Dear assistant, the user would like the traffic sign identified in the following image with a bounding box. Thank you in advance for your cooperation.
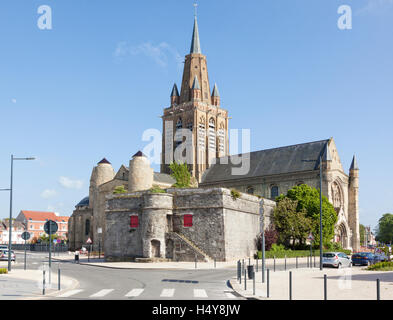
[21,232,30,241]
[307,232,314,241]
[44,220,58,235]
[86,238,92,244]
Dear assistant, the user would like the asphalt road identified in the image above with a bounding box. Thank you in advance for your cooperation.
[10,251,243,300]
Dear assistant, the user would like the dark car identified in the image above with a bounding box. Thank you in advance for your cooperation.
[352,252,376,266]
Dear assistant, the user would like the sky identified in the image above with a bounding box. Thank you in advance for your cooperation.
[0,0,392,231]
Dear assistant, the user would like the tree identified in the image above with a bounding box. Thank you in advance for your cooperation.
[359,224,365,245]
[272,198,313,249]
[256,225,279,251]
[276,184,338,247]
[169,162,191,188]
[375,213,393,244]
[39,233,59,243]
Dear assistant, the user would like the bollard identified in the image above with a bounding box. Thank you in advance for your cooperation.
[256,258,258,272]
[296,256,298,269]
[324,274,327,300]
[289,271,292,300]
[274,256,276,272]
[242,259,244,274]
[267,269,270,298]
[307,256,309,268]
[195,255,197,269]
[58,265,61,291]
[377,279,380,300]
[253,270,255,295]
[214,258,216,269]
[314,255,316,268]
[244,268,247,290]
[237,260,240,281]
[43,270,46,295]
[285,255,287,271]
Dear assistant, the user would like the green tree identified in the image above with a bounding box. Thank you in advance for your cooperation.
[169,162,191,188]
[276,184,338,247]
[272,198,313,249]
[39,233,59,243]
[359,224,365,245]
[375,213,393,244]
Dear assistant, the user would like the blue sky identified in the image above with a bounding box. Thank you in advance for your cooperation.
[0,0,392,231]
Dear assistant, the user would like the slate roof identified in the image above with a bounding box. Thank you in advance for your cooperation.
[76,196,89,207]
[171,83,180,97]
[350,155,359,170]
[98,158,111,165]
[190,16,202,54]
[202,139,331,184]
[153,172,176,185]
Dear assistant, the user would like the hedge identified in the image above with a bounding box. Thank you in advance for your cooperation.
[0,268,8,274]
[367,261,393,271]
[256,249,352,259]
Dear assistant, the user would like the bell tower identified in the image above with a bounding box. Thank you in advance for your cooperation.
[161,11,229,182]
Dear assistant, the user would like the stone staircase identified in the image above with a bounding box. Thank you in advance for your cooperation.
[169,232,213,262]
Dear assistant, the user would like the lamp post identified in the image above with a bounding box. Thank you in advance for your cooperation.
[260,199,265,283]
[302,155,324,270]
[7,155,36,271]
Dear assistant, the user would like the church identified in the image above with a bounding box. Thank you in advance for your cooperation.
[68,14,360,260]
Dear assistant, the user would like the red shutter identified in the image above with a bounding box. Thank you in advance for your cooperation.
[183,214,193,227]
[130,215,139,228]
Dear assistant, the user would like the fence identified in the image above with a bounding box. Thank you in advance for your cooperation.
[10,243,69,252]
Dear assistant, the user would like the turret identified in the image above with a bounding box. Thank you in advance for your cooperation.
[211,83,220,106]
[170,83,180,105]
[128,151,153,192]
[89,158,115,208]
[348,155,360,251]
[191,75,201,101]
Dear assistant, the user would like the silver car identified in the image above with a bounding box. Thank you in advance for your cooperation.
[322,252,352,268]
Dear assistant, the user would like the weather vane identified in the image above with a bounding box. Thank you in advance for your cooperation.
[193,2,198,17]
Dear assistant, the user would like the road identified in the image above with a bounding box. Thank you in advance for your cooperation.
[9,251,243,300]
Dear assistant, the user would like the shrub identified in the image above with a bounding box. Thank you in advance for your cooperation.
[0,268,8,274]
[230,189,240,200]
[150,186,166,194]
[367,261,393,271]
[113,185,127,194]
[169,162,191,188]
[255,225,279,251]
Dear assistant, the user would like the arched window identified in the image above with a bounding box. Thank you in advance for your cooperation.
[270,186,279,200]
[176,118,183,129]
[246,186,254,195]
[175,118,183,149]
[187,121,193,131]
[85,219,90,236]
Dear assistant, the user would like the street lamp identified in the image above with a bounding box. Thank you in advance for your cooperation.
[259,199,265,283]
[7,155,36,271]
[302,155,324,270]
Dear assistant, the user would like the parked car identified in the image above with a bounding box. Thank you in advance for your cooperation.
[322,252,352,268]
[374,252,389,263]
[0,250,16,262]
[0,245,8,251]
[351,252,376,266]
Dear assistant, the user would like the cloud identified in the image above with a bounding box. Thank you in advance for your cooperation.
[355,0,393,15]
[58,176,83,190]
[11,98,16,104]
[113,41,182,68]
[41,189,57,199]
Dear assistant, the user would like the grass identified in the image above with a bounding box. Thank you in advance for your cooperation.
[366,261,393,271]
[0,268,8,274]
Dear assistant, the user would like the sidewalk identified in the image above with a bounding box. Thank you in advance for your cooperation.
[230,266,393,300]
[0,265,78,300]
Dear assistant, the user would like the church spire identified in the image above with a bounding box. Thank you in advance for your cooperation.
[350,155,359,170]
[190,16,202,54]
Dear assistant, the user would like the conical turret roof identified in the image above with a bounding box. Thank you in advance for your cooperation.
[171,83,180,97]
[350,155,359,170]
[190,16,202,54]
[212,83,220,97]
[192,75,201,90]
[98,158,111,165]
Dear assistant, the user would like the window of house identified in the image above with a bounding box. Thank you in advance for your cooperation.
[271,186,279,199]
[183,214,193,227]
[130,215,139,229]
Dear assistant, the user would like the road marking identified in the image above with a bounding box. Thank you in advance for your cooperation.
[194,289,208,298]
[89,289,114,298]
[225,292,237,299]
[57,289,83,298]
[125,288,144,297]
[160,288,175,297]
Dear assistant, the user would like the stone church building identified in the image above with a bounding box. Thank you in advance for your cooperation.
[68,14,360,260]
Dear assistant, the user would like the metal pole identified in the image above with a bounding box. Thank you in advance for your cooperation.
[256,258,258,272]
[8,155,13,272]
[320,156,323,271]
[267,269,270,298]
[214,258,216,269]
[88,245,90,262]
[248,257,250,266]
[239,261,242,284]
[58,264,61,290]
[244,267,246,290]
[24,238,27,270]
[307,256,309,268]
[289,271,292,300]
[253,270,255,295]
[261,199,266,284]
[195,254,197,269]
[377,279,380,300]
[98,240,101,259]
[285,255,287,271]
[274,256,276,272]
[324,274,327,300]
[49,222,52,269]
[43,270,46,295]
[310,243,313,268]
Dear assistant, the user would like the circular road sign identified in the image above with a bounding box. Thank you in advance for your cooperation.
[21,232,31,241]
[44,220,58,235]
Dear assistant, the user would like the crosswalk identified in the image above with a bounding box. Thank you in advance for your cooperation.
[55,287,238,299]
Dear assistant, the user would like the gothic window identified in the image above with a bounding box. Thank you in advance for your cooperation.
[247,186,254,195]
[175,118,183,149]
[176,118,183,129]
[85,219,90,236]
[198,117,206,148]
[208,118,216,152]
[270,186,279,200]
[331,182,343,212]
[218,122,225,153]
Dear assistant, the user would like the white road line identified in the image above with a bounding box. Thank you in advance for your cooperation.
[89,289,114,298]
[194,289,208,298]
[125,288,144,297]
[57,289,83,298]
[160,288,175,297]
[225,292,237,299]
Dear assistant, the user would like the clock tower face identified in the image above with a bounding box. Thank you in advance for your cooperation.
[161,16,229,182]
